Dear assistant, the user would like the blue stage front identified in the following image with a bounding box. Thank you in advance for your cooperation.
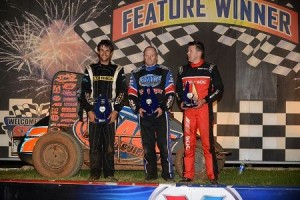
[1,180,299,200]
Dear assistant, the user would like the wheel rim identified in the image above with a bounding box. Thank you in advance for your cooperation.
[42,143,69,169]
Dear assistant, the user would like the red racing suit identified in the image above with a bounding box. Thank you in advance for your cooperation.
[176,60,224,180]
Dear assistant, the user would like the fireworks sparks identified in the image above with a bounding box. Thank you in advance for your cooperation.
[0,0,109,97]
[0,21,40,74]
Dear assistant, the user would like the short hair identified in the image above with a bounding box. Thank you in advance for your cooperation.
[143,46,158,55]
[188,41,205,58]
[97,39,114,52]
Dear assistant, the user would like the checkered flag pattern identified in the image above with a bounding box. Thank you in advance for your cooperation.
[142,25,199,55]
[214,101,300,162]
[75,20,199,73]
[11,103,50,118]
[76,20,111,52]
[114,25,199,73]
[12,104,38,117]
[213,25,300,76]
[39,103,50,117]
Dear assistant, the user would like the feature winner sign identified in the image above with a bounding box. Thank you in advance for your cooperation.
[113,0,298,43]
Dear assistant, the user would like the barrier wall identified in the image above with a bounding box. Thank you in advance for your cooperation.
[1,180,300,200]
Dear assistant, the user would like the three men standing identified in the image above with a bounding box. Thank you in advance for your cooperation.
[81,39,223,184]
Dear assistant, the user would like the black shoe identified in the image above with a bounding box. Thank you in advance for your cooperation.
[179,177,192,183]
[145,175,158,181]
[105,176,118,182]
[163,177,175,182]
[88,175,100,181]
[210,179,219,185]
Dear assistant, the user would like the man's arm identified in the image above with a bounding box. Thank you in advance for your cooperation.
[79,68,95,122]
[128,73,140,113]
[204,64,224,103]
[175,66,184,106]
[81,69,93,113]
[114,67,127,112]
[162,70,175,111]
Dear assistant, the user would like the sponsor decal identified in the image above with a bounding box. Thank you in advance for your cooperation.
[52,85,61,94]
[52,95,62,101]
[139,74,162,87]
[185,136,190,150]
[139,88,163,95]
[114,141,144,157]
[61,107,77,113]
[63,102,78,107]
[61,90,77,96]
[51,102,62,107]
[60,113,77,118]
[63,97,77,102]
[93,75,114,81]
[63,83,77,90]
[51,107,59,114]
[54,73,77,83]
[51,115,59,121]
[61,118,77,123]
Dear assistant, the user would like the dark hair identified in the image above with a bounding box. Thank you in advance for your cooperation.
[188,41,205,58]
[97,39,114,52]
[143,46,158,55]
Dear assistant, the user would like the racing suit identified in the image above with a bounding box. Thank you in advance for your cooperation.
[81,63,126,178]
[176,60,224,181]
[128,64,175,179]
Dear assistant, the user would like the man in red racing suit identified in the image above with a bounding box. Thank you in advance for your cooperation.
[176,41,224,184]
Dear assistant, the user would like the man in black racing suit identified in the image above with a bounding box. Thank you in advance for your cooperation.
[81,40,126,181]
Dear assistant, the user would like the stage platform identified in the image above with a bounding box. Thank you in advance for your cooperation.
[1,179,300,200]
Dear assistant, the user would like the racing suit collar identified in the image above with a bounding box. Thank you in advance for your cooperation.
[98,62,111,66]
[145,64,158,71]
[190,59,205,68]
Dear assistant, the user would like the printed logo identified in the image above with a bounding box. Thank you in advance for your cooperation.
[53,85,61,94]
[139,74,162,87]
[63,83,76,90]
[52,95,62,101]
[149,185,243,200]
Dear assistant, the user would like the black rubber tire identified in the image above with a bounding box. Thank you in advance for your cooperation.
[32,132,83,178]
[18,154,33,165]
[175,141,225,181]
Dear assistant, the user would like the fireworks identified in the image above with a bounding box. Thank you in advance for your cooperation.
[0,0,109,96]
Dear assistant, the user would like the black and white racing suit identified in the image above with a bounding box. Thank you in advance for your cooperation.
[81,63,126,178]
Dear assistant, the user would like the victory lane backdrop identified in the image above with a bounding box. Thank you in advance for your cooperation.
[0,0,300,164]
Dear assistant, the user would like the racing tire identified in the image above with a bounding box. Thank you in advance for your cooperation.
[32,131,83,178]
[175,141,225,181]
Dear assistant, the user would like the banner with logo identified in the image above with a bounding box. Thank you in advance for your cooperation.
[1,181,300,200]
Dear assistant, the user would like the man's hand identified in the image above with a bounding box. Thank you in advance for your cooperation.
[138,108,146,118]
[154,107,163,118]
[180,102,187,110]
[108,110,118,124]
[194,99,206,108]
[88,111,96,123]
